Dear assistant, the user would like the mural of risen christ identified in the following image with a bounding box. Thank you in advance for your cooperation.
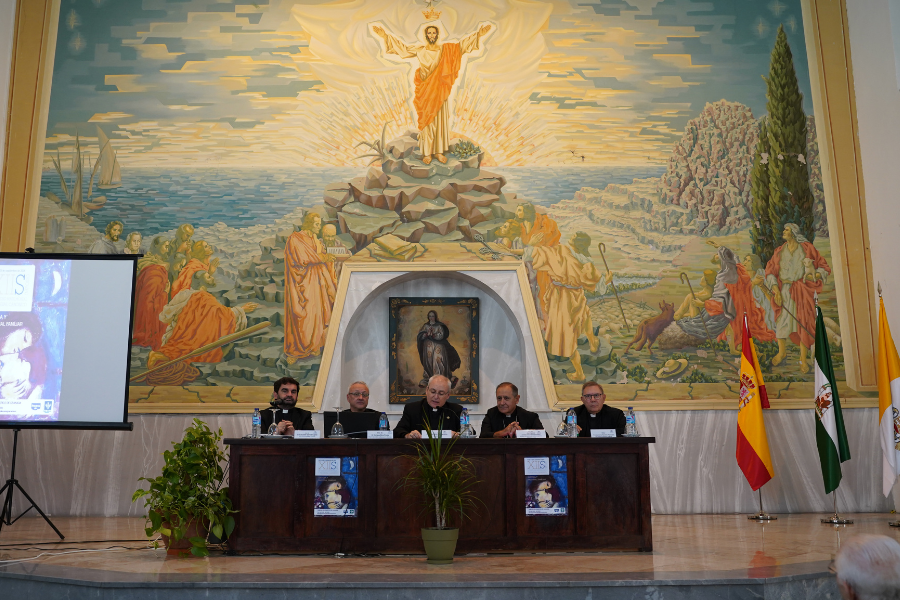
[373,22,492,165]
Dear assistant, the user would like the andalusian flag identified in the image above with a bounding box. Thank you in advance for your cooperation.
[737,314,774,490]
[877,297,900,496]
[814,305,850,494]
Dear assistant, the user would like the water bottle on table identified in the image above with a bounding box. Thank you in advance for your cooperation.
[379,412,390,431]
[624,407,638,437]
[566,408,578,438]
[251,408,261,439]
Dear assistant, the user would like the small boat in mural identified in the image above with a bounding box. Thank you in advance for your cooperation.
[96,127,122,190]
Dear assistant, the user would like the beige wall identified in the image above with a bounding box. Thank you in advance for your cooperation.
[0,0,17,165]
[847,0,900,329]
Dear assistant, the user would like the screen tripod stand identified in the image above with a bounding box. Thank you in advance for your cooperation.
[0,428,64,539]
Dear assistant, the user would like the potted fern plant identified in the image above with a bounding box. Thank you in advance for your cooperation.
[132,418,236,557]
[401,424,480,564]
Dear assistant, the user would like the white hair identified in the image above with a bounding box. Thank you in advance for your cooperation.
[784,222,810,244]
[834,534,900,600]
[427,374,451,389]
[347,381,368,390]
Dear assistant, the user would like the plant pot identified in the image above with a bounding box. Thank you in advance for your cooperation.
[421,527,459,564]
[160,516,208,556]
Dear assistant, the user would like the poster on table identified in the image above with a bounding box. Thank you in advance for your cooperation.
[524,455,568,516]
[313,456,358,517]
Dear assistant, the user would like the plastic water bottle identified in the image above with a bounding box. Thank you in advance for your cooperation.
[379,412,390,431]
[460,408,474,438]
[251,408,261,438]
[566,408,578,438]
[625,407,638,437]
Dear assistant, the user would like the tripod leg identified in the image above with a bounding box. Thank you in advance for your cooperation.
[10,481,64,540]
[0,479,13,533]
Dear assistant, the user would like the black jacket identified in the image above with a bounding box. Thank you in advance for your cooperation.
[393,399,463,438]
[341,408,379,413]
[574,404,626,437]
[479,406,545,438]
[260,406,314,433]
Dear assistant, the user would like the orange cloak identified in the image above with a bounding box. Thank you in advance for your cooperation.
[171,258,207,298]
[132,263,169,350]
[521,213,562,324]
[414,43,462,130]
[283,231,337,361]
[155,290,237,364]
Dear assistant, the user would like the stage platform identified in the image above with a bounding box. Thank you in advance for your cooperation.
[1,513,891,599]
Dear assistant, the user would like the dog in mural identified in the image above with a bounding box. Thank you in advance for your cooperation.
[623,300,675,356]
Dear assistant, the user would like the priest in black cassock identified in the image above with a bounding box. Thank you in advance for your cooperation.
[260,376,314,435]
[573,381,625,437]
[393,375,462,438]
[480,382,545,438]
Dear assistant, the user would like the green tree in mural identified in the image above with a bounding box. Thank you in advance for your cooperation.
[763,25,815,246]
[750,116,774,264]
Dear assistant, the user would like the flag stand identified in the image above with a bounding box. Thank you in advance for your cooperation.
[820,491,853,525]
[889,520,900,528]
[748,488,776,521]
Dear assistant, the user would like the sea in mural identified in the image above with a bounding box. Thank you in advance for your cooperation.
[32,0,841,402]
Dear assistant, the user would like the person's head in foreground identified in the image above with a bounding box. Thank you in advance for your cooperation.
[425,374,451,409]
[834,534,900,600]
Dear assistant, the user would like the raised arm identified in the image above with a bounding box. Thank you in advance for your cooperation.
[372,25,417,59]
[460,23,492,55]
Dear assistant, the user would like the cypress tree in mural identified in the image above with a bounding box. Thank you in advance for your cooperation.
[763,25,815,245]
[750,116,774,264]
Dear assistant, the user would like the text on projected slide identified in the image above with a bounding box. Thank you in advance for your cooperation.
[0,259,71,421]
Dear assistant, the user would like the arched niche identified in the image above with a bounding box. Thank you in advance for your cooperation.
[313,263,556,413]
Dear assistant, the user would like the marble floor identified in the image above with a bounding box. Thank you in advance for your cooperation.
[0,513,897,583]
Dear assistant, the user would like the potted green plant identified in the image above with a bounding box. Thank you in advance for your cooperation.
[132,418,236,557]
[401,424,480,564]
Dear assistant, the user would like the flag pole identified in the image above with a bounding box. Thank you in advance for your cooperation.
[748,486,776,521]
[821,489,853,525]
[876,281,900,528]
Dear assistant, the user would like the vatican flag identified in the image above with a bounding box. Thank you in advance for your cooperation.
[737,313,774,490]
[877,297,900,496]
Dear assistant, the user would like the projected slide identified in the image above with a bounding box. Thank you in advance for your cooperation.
[0,259,70,421]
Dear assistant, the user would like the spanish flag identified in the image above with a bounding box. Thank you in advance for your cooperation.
[877,297,900,496]
[737,313,774,490]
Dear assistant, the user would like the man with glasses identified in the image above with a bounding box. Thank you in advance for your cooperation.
[572,381,625,437]
[343,381,377,413]
[393,375,462,439]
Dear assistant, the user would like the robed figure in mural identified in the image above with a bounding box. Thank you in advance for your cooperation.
[765,223,831,373]
[283,214,337,364]
[132,236,171,351]
[417,310,462,387]
[372,22,492,165]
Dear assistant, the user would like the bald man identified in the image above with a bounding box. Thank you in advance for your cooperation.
[393,375,462,439]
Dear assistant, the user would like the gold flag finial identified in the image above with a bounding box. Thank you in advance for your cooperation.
[879,281,883,297]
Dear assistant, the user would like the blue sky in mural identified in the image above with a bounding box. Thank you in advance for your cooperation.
[43,0,814,167]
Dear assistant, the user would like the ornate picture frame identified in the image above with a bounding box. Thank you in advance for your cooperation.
[389,297,479,404]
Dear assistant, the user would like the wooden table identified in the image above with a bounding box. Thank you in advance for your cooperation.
[225,437,655,554]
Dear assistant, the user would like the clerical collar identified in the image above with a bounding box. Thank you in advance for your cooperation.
[432,407,438,412]
[590,413,597,418]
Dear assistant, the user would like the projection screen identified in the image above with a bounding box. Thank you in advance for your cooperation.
[0,254,137,430]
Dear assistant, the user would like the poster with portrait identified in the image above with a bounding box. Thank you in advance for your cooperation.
[524,455,568,516]
[0,259,71,421]
[313,456,358,517]
[388,297,479,404]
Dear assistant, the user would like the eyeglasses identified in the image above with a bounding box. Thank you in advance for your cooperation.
[429,390,449,397]
[348,392,369,398]
[582,393,604,400]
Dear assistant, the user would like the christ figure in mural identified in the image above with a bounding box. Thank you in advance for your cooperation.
[372,22,492,165]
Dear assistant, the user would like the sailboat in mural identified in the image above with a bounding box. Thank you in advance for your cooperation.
[96,127,122,190]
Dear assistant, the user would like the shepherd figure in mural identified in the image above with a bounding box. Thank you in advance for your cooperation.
[372,21,492,165]
[765,223,831,373]
[417,310,461,388]
[283,214,337,364]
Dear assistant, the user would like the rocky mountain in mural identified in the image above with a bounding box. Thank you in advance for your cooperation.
[554,101,827,240]
[321,132,522,249]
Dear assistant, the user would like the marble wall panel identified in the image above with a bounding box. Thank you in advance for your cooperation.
[0,409,896,518]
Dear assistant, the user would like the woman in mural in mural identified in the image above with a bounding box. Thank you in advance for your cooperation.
[283,214,337,364]
[416,310,462,388]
